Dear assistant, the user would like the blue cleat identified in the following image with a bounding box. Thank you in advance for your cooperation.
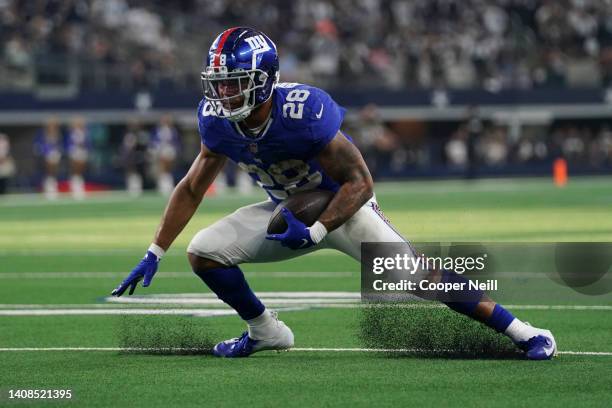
[212,315,294,358]
[518,329,557,360]
[212,331,258,358]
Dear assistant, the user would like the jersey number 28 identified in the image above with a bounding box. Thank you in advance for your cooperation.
[282,89,310,119]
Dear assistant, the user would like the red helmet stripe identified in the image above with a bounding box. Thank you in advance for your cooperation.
[213,27,239,66]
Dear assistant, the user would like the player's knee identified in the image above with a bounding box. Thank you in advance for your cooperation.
[187,252,226,274]
[187,228,231,269]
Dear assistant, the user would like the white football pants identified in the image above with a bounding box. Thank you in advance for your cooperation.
[187,195,409,266]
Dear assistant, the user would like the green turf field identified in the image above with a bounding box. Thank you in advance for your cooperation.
[1,177,611,407]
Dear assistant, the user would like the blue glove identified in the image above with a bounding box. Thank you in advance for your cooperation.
[266,207,316,250]
[111,250,160,296]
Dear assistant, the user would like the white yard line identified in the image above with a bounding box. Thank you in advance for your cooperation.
[0,271,355,279]
[292,347,612,356]
[0,309,237,316]
[0,271,564,279]
[0,302,610,314]
[504,304,612,310]
[0,250,144,256]
[0,346,609,356]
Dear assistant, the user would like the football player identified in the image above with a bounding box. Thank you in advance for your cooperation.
[112,27,556,360]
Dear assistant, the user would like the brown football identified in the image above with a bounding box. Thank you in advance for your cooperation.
[267,189,335,234]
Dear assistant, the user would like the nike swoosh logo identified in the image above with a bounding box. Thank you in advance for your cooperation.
[299,238,310,248]
[315,104,324,119]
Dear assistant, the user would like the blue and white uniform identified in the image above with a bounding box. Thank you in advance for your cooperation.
[198,83,343,203]
[187,83,407,266]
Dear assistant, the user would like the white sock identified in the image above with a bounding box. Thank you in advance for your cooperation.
[504,318,537,343]
[127,173,143,197]
[71,175,85,200]
[247,309,278,340]
[44,176,58,200]
[157,172,174,196]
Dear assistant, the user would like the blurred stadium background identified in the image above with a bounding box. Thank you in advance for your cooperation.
[2,3,612,406]
[1,0,612,197]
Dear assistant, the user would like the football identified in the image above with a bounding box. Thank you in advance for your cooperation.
[267,189,335,234]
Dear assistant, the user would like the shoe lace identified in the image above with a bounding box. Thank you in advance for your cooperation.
[234,331,255,356]
[226,331,249,344]
[527,335,552,348]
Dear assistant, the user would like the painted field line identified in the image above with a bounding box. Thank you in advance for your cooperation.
[163,291,359,298]
[0,249,144,256]
[0,304,610,314]
[0,347,609,356]
[292,348,612,356]
[313,304,612,311]
[0,271,566,280]
[0,271,355,279]
[0,309,237,316]
[0,303,329,309]
[505,304,612,310]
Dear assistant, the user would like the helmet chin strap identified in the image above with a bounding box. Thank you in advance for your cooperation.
[225,109,251,122]
[222,89,254,122]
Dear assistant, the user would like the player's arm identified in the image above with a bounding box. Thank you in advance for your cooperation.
[266,131,373,249]
[112,144,226,296]
[316,131,374,232]
[153,143,226,250]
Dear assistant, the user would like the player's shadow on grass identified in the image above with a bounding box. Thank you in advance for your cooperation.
[117,348,214,356]
[359,304,523,360]
[116,315,217,356]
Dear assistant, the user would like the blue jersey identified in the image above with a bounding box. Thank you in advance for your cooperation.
[197,83,347,202]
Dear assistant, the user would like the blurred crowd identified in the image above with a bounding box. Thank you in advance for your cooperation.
[0,108,611,196]
[2,0,612,91]
[348,105,612,178]
[444,117,612,171]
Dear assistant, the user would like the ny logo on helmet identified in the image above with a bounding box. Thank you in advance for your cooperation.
[245,35,271,52]
[245,35,271,68]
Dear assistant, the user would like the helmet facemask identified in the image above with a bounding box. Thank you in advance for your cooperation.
[201,65,270,122]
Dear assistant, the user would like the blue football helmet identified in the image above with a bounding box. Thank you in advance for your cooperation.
[201,27,279,122]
